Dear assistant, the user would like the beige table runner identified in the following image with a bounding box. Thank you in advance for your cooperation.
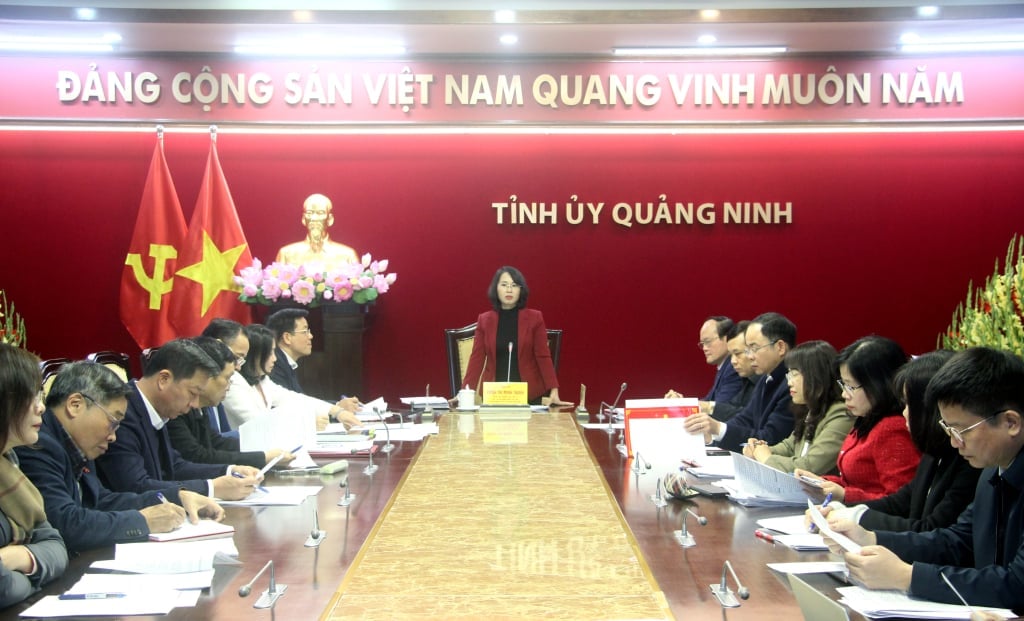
[321,411,672,620]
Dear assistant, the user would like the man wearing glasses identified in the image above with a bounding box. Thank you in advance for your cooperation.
[15,362,224,554]
[267,308,360,424]
[684,312,797,452]
[665,316,743,412]
[826,347,1024,611]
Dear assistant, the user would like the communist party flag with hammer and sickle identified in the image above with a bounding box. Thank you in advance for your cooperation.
[120,131,187,350]
[168,130,253,337]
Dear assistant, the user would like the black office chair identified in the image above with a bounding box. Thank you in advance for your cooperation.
[87,350,132,382]
[444,323,563,396]
[39,357,73,396]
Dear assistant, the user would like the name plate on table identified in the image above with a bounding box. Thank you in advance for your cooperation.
[482,381,529,406]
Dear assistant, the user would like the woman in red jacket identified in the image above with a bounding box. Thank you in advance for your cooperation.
[461,266,571,406]
[795,336,920,503]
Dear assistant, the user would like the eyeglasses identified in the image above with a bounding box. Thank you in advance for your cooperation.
[82,394,121,434]
[498,282,521,290]
[785,369,802,381]
[291,328,313,336]
[836,380,863,395]
[744,340,779,355]
[234,355,246,369]
[697,338,718,348]
[939,411,1001,447]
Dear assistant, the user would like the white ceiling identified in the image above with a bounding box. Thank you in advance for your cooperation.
[0,1,1023,57]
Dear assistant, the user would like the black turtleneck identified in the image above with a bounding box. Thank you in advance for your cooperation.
[494,308,521,383]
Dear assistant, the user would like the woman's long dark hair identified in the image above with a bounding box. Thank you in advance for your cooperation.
[786,340,841,442]
[838,336,908,438]
[895,350,956,458]
[0,344,41,452]
[240,324,275,387]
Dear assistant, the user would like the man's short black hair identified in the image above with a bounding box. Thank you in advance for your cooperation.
[266,308,310,341]
[750,312,797,348]
[143,338,221,380]
[925,347,1024,421]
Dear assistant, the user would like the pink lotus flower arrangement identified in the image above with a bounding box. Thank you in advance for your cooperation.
[235,254,397,307]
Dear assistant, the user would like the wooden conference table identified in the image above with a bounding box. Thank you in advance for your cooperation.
[3,409,864,621]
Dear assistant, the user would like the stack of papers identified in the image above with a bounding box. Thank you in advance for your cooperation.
[837,586,1015,620]
[400,396,449,409]
[757,514,810,535]
[722,453,811,507]
[774,534,829,551]
[20,551,219,617]
[218,485,323,507]
[148,519,234,542]
[684,455,735,478]
[92,539,240,574]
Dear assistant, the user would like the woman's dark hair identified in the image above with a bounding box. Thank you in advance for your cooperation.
[837,335,908,437]
[895,350,956,457]
[0,344,41,452]
[785,340,841,442]
[487,265,530,311]
[241,324,276,386]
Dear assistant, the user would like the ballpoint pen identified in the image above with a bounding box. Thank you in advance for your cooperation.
[156,492,171,504]
[58,593,126,600]
[810,491,833,533]
[234,471,268,493]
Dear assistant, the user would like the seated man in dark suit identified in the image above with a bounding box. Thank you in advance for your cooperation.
[665,316,743,406]
[705,320,761,422]
[167,336,295,470]
[96,338,261,501]
[266,308,360,424]
[684,312,796,451]
[827,347,1024,611]
[199,318,250,438]
[16,361,224,554]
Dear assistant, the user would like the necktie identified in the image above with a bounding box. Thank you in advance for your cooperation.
[206,407,221,433]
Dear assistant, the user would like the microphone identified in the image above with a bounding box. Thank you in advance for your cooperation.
[709,560,749,608]
[506,342,513,382]
[363,440,378,475]
[338,475,355,507]
[375,407,394,454]
[424,383,432,415]
[304,504,326,547]
[631,452,651,475]
[238,560,287,609]
[674,508,707,547]
[599,382,627,434]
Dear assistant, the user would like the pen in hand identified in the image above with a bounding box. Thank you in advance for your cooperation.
[233,471,268,493]
[810,491,833,533]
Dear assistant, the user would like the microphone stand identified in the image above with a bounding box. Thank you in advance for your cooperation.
[375,408,394,454]
[337,474,355,507]
[304,502,326,547]
[423,383,432,419]
[600,382,627,435]
[674,508,707,547]
[709,560,750,608]
[238,560,287,609]
[362,442,378,475]
[650,476,668,508]
[630,452,651,484]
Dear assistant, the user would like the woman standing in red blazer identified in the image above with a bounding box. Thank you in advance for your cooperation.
[461,266,571,406]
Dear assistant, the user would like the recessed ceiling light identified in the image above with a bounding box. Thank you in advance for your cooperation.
[0,31,120,52]
[900,34,1024,53]
[697,34,717,45]
[916,6,940,18]
[700,10,720,20]
[234,38,406,57]
[495,10,516,24]
[500,34,518,46]
[613,46,787,57]
[74,7,97,21]
[292,10,314,23]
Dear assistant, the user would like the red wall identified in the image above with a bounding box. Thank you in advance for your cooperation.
[1,130,1021,407]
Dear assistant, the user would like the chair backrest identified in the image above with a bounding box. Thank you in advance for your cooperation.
[139,347,159,375]
[444,323,563,397]
[87,350,132,383]
[39,357,73,397]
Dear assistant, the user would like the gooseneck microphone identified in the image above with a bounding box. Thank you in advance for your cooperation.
[599,382,628,434]
[238,560,287,608]
[304,505,326,547]
[506,342,513,382]
[709,560,749,607]
[675,508,707,547]
[375,407,394,454]
[631,452,651,475]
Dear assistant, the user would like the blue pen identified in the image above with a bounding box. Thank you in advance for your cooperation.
[233,471,268,493]
[59,593,126,600]
[156,492,171,504]
[290,445,303,454]
[810,491,834,533]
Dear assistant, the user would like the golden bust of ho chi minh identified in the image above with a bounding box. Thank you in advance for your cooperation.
[275,193,358,270]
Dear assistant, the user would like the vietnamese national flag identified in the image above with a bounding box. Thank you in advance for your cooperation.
[120,135,187,350]
[169,135,253,337]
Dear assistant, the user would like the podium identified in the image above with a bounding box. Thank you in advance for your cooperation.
[255,301,368,401]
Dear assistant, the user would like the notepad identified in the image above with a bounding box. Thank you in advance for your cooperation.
[148,519,234,542]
